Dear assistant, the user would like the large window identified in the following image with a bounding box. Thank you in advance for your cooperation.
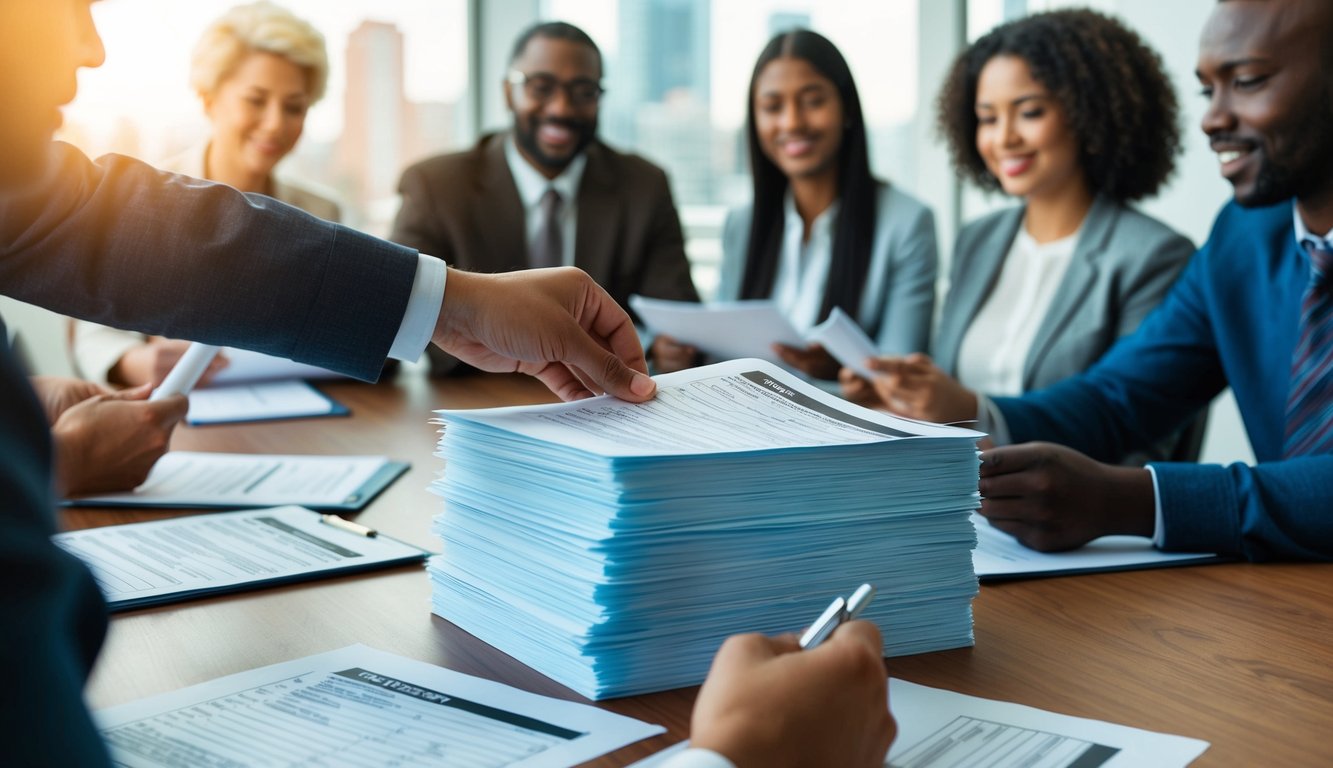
[543,0,924,297]
[66,0,471,234]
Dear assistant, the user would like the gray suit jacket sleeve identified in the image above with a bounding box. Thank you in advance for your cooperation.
[1,144,418,381]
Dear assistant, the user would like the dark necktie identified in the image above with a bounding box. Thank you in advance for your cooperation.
[530,188,563,269]
[1284,238,1333,457]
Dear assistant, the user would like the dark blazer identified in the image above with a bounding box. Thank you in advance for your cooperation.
[997,200,1333,561]
[391,132,700,374]
[0,143,422,764]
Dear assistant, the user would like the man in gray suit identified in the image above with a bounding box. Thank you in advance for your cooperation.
[392,21,700,375]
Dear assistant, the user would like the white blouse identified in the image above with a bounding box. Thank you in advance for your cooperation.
[771,193,841,333]
[956,225,1080,396]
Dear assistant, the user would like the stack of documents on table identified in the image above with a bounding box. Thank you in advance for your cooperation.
[429,359,983,699]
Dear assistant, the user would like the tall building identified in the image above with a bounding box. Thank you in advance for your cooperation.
[339,21,410,218]
[611,0,714,203]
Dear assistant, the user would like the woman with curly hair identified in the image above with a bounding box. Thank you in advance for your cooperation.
[842,9,1199,459]
[654,29,938,378]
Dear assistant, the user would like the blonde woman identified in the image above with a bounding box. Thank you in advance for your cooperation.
[72,1,338,386]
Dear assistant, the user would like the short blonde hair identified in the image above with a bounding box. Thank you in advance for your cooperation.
[190,1,329,104]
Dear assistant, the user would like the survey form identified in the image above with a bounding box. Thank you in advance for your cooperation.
[186,379,346,425]
[971,513,1223,581]
[440,358,983,458]
[95,644,664,768]
[632,678,1208,768]
[54,505,427,611]
[66,451,408,511]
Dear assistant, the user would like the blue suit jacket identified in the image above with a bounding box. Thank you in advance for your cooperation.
[994,200,1332,561]
[0,144,421,764]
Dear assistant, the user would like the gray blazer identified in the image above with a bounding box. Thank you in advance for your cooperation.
[716,183,938,355]
[935,195,1195,392]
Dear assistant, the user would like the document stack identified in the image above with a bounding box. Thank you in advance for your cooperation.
[429,359,983,699]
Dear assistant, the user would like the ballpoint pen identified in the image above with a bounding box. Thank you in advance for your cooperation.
[319,513,378,538]
[799,583,875,650]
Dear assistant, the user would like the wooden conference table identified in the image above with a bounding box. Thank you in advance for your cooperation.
[67,370,1333,766]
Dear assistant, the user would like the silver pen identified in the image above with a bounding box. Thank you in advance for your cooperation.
[798,583,876,650]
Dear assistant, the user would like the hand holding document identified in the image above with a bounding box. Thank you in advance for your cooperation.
[65,451,408,510]
[96,645,664,767]
[630,296,880,375]
[55,506,427,610]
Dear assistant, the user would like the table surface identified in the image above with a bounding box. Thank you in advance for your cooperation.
[67,371,1333,766]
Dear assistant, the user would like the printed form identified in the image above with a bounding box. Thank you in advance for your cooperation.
[68,451,406,509]
[54,505,425,610]
[443,358,981,457]
[96,644,664,768]
[632,679,1207,768]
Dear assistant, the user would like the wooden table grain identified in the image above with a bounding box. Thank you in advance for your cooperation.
[68,370,1333,766]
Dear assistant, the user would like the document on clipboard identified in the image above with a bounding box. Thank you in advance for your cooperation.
[65,451,408,511]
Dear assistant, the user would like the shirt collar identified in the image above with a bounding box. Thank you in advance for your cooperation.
[505,134,587,209]
[1293,203,1333,248]
[782,191,840,239]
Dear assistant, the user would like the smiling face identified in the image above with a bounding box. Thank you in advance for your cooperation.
[203,51,310,185]
[1196,0,1333,209]
[974,55,1085,203]
[505,35,600,178]
[752,56,845,183]
[0,0,105,186]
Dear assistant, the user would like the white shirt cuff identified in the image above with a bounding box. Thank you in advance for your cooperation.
[1146,464,1166,546]
[660,747,736,768]
[974,393,1010,444]
[387,253,446,362]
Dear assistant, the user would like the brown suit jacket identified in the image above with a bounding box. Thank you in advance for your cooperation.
[391,132,700,374]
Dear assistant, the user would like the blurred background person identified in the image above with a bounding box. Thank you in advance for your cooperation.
[670,29,937,379]
[391,21,700,377]
[842,9,1200,463]
[71,0,338,387]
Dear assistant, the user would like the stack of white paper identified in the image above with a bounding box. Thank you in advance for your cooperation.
[429,360,983,699]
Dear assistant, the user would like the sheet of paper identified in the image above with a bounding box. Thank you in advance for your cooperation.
[888,678,1208,767]
[631,679,1207,767]
[972,513,1220,580]
[53,506,425,610]
[208,346,345,386]
[187,379,340,425]
[806,306,879,379]
[629,295,805,364]
[68,451,405,509]
[441,359,983,458]
[95,644,664,767]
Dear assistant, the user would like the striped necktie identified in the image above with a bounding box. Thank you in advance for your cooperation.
[530,188,563,269]
[1284,238,1333,457]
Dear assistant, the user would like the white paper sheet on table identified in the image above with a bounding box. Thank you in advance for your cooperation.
[630,678,1208,767]
[208,346,345,385]
[971,513,1223,580]
[96,644,664,768]
[53,505,426,610]
[187,379,345,424]
[66,451,407,510]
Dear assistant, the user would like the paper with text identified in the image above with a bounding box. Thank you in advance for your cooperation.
[631,678,1207,768]
[187,380,341,425]
[96,644,664,767]
[972,513,1221,580]
[54,506,425,610]
[440,359,982,458]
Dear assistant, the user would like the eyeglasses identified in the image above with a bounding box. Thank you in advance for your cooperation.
[506,70,604,107]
